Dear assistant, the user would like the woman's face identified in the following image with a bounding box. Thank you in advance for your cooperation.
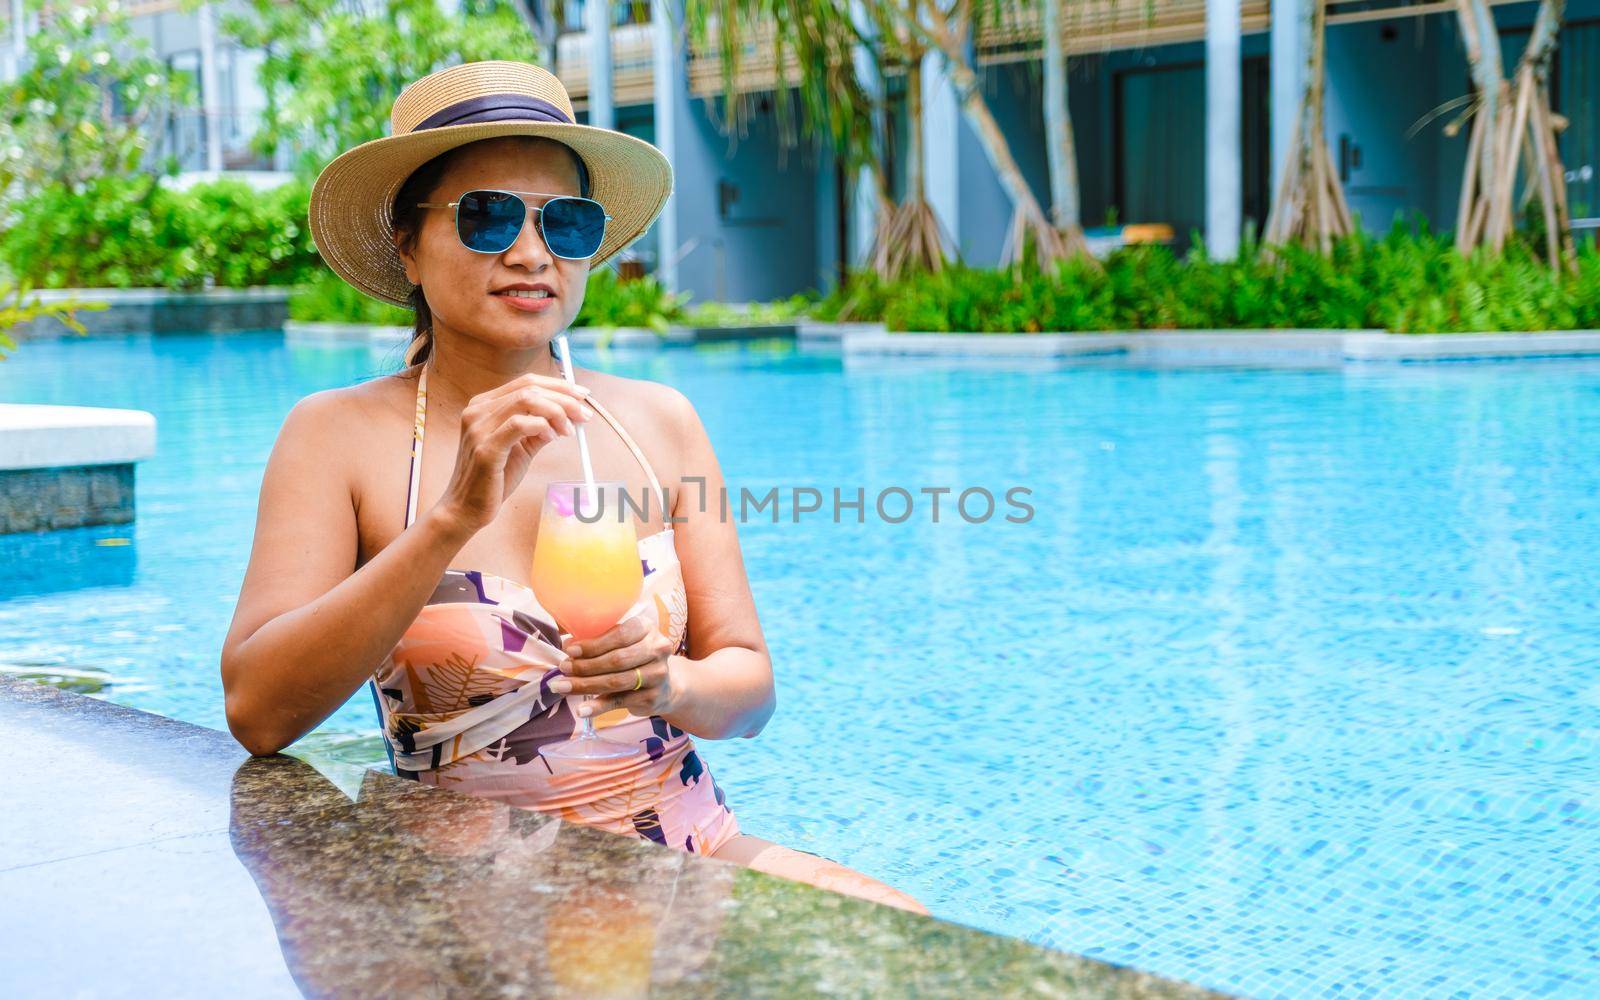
[396,136,591,356]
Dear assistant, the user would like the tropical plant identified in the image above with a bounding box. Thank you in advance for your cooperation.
[1262,0,1352,252]
[1041,0,1086,250]
[683,0,948,280]
[683,295,812,327]
[220,0,539,179]
[287,268,414,326]
[1444,0,1574,271]
[906,0,1082,267]
[815,223,1600,334]
[574,268,689,330]
[0,0,192,202]
[0,175,319,289]
[0,280,108,360]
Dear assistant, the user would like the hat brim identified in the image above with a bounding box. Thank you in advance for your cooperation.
[308,121,673,307]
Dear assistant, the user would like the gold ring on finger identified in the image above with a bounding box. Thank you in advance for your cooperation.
[632,667,643,692]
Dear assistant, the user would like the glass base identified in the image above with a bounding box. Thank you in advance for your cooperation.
[540,730,641,761]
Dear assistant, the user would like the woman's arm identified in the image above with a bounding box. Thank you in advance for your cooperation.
[221,373,591,756]
[657,386,775,739]
[494,384,776,741]
[220,391,475,756]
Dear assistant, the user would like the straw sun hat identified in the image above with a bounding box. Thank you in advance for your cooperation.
[308,60,673,307]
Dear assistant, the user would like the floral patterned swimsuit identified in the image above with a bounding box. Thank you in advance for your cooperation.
[367,364,741,855]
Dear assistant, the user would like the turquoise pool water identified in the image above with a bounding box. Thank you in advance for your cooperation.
[2,331,1598,998]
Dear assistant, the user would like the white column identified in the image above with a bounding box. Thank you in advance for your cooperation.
[1206,0,1242,258]
[588,0,615,131]
[849,0,880,266]
[1270,0,1310,193]
[197,3,223,173]
[7,0,27,81]
[923,51,962,257]
[650,0,678,291]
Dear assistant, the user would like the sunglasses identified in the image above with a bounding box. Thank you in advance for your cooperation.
[415,189,611,259]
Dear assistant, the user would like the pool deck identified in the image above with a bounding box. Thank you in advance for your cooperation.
[0,676,1224,999]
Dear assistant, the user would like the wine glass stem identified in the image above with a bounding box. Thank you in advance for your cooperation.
[579,697,598,739]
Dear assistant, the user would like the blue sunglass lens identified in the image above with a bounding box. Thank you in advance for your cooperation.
[456,190,524,253]
[540,197,607,259]
[454,192,606,258]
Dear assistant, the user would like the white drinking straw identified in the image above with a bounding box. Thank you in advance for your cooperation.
[554,334,599,515]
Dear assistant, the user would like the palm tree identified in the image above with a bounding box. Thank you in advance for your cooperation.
[1448,0,1573,271]
[687,0,945,280]
[1262,0,1352,251]
[1041,0,1089,257]
[906,0,1086,266]
[863,0,946,278]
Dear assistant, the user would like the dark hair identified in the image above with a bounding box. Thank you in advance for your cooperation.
[390,136,592,368]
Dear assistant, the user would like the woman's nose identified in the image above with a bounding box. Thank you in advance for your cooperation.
[501,207,554,269]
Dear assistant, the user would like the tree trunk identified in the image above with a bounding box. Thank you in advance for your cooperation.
[1042,0,1081,233]
[868,39,947,281]
[909,1,1090,266]
[1261,0,1351,252]
[1451,0,1572,272]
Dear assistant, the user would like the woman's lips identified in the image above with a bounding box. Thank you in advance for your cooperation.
[494,291,557,313]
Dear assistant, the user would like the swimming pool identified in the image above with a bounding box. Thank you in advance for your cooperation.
[2,331,1597,998]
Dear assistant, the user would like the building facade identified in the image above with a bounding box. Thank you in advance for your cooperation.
[5,0,1598,304]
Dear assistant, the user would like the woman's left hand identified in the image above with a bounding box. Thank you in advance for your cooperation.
[549,612,680,719]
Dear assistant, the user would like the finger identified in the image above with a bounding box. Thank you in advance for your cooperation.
[469,371,592,411]
[487,413,556,456]
[565,636,662,686]
[557,661,666,696]
[465,384,589,445]
[578,689,659,719]
[562,614,652,663]
[486,385,589,437]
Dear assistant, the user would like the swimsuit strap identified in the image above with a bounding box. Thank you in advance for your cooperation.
[404,364,430,530]
[581,393,669,518]
[403,363,670,529]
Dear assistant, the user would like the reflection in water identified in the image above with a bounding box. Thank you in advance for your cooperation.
[228,757,734,999]
[0,524,136,600]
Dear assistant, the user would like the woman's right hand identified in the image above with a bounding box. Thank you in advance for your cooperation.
[434,372,593,535]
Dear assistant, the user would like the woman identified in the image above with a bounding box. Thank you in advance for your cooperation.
[220,60,924,914]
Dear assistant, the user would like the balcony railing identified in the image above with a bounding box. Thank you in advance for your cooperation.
[156,107,281,174]
[978,0,1270,65]
[555,21,656,109]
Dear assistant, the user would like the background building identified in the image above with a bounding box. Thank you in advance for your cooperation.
[5,0,1597,302]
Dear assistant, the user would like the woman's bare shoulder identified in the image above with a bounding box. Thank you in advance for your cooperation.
[273,370,417,459]
[582,367,696,430]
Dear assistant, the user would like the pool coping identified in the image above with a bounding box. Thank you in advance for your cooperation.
[12,286,293,339]
[0,403,156,471]
[0,674,1228,998]
[838,329,1600,365]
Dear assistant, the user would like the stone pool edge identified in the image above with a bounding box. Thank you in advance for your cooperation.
[0,403,156,533]
[840,329,1600,365]
[0,674,1230,998]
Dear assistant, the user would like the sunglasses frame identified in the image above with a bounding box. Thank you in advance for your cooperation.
[415,188,612,260]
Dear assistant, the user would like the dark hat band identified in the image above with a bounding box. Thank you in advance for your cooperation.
[411,93,572,132]
[408,91,592,196]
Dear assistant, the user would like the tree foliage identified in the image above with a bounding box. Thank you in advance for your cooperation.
[220,0,540,178]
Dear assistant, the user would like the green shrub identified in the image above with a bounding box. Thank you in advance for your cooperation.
[817,221,1600,334]
[186,177,319,288]
[573,268,688,331]
[0,176,194,288]
[0,175,319,290]
[683,295,812,328]
[288,268,412,326]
